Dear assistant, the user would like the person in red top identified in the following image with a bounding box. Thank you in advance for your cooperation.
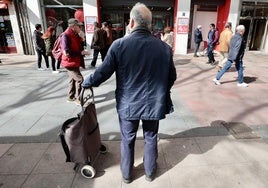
[61,18,89,105]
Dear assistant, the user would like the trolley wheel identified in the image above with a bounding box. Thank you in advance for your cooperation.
[81,165,96,178]
[100,144,107,154]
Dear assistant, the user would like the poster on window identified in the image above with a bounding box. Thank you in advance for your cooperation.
[85,16,97,33]
[5,33,15,47]
[177,18,189,34]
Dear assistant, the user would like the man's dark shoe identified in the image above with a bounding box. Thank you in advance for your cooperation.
[122,176,132,184]
[145,167,156,182]
[145,174,154,182]
[211,61,217,65]
[193,54,199,57]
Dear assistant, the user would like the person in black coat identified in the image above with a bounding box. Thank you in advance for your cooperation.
[82,2,177,183]
[33,24,49,70]
[193,25,203,57]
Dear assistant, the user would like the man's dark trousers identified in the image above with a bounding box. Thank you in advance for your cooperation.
[119,117,159,179]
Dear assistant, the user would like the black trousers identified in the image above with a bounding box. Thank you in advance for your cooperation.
[90,49,107,67]
[36,49,49,69]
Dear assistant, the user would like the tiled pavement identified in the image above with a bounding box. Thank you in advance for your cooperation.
[0,51,268,188]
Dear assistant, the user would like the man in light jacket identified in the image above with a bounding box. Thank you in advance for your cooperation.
[82,2,177,183]
[217,22,233,71]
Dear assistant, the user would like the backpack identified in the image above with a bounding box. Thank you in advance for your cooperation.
[52,33,63,60]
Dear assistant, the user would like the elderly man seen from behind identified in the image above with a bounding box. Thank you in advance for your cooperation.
[82,2,177,184]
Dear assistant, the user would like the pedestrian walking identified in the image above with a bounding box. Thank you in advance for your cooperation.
[216,22,233,71]
[61,18,90,105]
[193,25,203,57]
[33,24,49,70]
[42,26,59,73]
[101,21,113,54]
[161,26,173,48]
[90,22,106,68]
[213,25,248,87]
[82,2,177,184]
[206,23,219,65]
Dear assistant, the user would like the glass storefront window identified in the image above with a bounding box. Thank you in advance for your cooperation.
[43,0,82,36]
[102,9,173,39]
[255,6,268,17]
[240,5,254,17]
[0,7,14,52]
[241,2,268,18]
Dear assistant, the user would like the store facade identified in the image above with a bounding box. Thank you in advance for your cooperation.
[3,0,268,54]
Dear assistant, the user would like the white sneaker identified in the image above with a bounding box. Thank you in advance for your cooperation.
[52,70,60,74]
[37,68,45,71]
[237,82,248,87]
[213,78,221,85]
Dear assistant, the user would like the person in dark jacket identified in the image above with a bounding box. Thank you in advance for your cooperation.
[33,24,49,70]
[213,25,248,87]
[207,23,219,64]
[193,25,203,57]
[90,22,106,67]
[82,2,177,183]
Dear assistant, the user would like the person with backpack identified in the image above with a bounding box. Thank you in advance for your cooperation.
[61,18,89,105]
[42,26,59,73]
[90,22,106,68]
[206,23,219,65]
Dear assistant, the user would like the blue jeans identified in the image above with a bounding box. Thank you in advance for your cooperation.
[216,59,244,84]
[119,117,159,178]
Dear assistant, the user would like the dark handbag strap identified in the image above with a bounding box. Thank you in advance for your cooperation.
[59,117,78,162]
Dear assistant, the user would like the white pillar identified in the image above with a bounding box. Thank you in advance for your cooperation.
[8,2,23,54]
[83,0,98,51]
[174,0,191,55]
[228,0,242,31]
[26,0,43,36]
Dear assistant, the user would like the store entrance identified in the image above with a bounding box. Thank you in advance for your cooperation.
[100,0,174,40]
[240,1,268,50]
[239,18,267,50]
[0,5,16,53]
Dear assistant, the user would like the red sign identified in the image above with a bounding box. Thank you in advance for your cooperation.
[85,16,97,33]
[177,18,189,34]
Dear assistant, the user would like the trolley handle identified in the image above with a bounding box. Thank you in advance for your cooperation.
[80,87,94,107]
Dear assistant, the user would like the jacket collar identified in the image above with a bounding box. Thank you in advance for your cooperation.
[131,26,151,35]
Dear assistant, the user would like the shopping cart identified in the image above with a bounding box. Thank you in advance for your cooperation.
[59,88,107,178]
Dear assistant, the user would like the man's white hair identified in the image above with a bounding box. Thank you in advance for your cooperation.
[236,25,245,32]
[130,2,152,29]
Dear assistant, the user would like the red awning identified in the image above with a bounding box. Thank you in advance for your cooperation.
[0,3,7,9]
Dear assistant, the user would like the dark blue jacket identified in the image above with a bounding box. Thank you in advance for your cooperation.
[82,27,177,120]
[228,32,245,61]
[194,28,203,43]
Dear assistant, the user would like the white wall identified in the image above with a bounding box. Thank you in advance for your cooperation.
[8,3,23,54]
[26,0,42,36]
[83,0,98,52]
[191,8,217,50]
[174,0,191,54]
